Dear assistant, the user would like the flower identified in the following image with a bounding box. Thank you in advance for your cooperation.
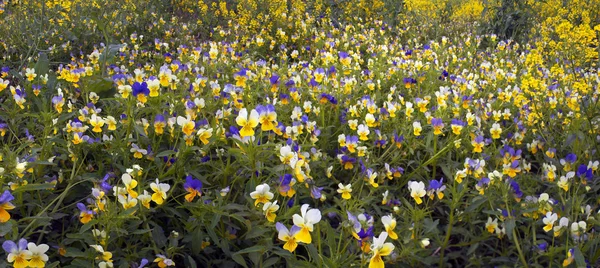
[407,181,426,204]
[2,239,31,268]
[413,121,422,136]
[183,175,203,202]
[176,116,195,136]
[369,231,395,268]
[250,184,274,206]
[236,108,259,137]
[381,215,398,240]
[137,190,152,209]
[337,183,352,200]
[542,212,558,232]
[263,201,279,222]
[485,217,499,234]
[257,104,277,131]
[121,173,138,198]
[27,243,49,268]
[357,124,370,141]
[77,203,94,224]
[196,127,213,145]
[292,204,322,244]
[427,178,446,200]
[153,254,175,268]
[0,190,16,222]
[150,179,170,205]
[490,123,502,139]
[276,222,301,252]
[89,114,105,133]
[431,118,444,135]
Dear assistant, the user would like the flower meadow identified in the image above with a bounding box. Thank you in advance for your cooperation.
[1,0,600,267]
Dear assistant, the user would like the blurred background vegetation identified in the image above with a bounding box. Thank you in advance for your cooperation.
[0,0,599,69]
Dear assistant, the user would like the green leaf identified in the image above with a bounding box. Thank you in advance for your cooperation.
[34,52,49,75]
[156,150,176,158]
[232,254,248,268]
[573,247,586,267]
[12,183,55,193]
[151,224,168,248]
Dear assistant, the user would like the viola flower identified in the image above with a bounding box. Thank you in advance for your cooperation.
[292,204,322,244]
[366,169,379,188]
[12,87,27,109]
[0,190,16,222]
[381,215,398,240]
[105,116,117,131]
[183,175,202,202]
[2,239,31,268]
[25,68,37,81]
[485,217,500,234]
[546,148,556,158]
[557,172,574,192]
[431,118,444,135]
[250,184,274,206]
[313,68,326,83]
[130,143,148,159]
[413,121,422,136]
[553,217,569,237]
[357,124,370,141]
[77,202,94,224]
[279,174,296,197]
[150,179,171,205]
[475,177,490,195]
[121,173,138,198]
[234,69,248,88]
[490,123,502,139]
[236,108,259,137]
[89,114,104,133]
[132,82,150,103]
[340,155,356,169]
[562,248,575,267]
[369,231,395,268]
[345,135,359,153]
[560,153,577,171]
[337,183,352,200]
[408,181,426,205]
[471,135,485,153]
[276,222,301,252]
[256,104,277,131]
[147,78,160,97]
[542,212,558,232]
[153,254,175,268]
[263,201,279,222]
[137,190,152,209]
[427,178,446,200]
[176,115,195,136]
[196,127,213,145]
[154,114,167,135]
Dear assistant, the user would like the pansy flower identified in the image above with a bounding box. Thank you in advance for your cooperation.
[2,238,31,268]
[276,222,301,252]
[256,104,277,131]
[369,232,395,268]
[263,201,279,222]
[292,204,322,244]
[427,178,446,199]
[150,179,171,205]
[132,82,150,103]
[77,202,94,224]
[431,118,444,135]
[183,175,202,202]
[337,183,352,200]
[250,184,274,206]
[408,181,426,204]
[0,190,16,222]
[236,108,259,137]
